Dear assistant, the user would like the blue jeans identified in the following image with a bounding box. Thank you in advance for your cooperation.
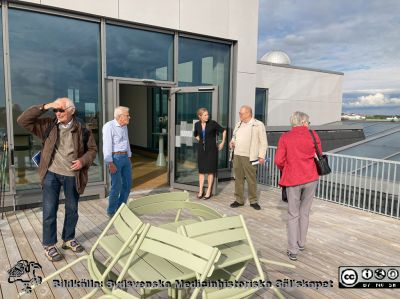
[42,171,79,246]
[108,154,132,215]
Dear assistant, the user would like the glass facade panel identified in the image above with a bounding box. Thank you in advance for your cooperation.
[178,37,231,167]
[150,88,169,150]
[9,9,102,190]
[174,92,213,185]
[106,24,174,81]
[0,12,8,192]
[255,88,268,124]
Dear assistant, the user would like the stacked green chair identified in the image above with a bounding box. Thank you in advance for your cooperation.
[128,191,224,231]
[105,224,222,299]
[19,203,144,299]
[179,215,294,299]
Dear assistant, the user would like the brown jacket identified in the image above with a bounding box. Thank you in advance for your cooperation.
[17,105,98,194]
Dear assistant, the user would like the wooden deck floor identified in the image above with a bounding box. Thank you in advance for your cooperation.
[1,182,399,299]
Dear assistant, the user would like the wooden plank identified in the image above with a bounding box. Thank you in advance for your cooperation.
[0,217,19,299]
[29,207,85,298]
[2,212,38,299]
[14,210,70,299]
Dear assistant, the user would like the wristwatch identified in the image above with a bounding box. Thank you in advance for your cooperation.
[39,103,48,111]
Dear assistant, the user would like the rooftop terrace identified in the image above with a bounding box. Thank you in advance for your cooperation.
[0,182,399,298]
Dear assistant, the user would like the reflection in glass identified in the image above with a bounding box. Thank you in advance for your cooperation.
[174,92,212,185]
[0,13,8,192]
[178,37,231,168]
[150,88,169,150]
[107,24,174,81]
[9,9,102,190]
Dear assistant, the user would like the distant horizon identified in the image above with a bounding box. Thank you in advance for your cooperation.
[341,111,400,117]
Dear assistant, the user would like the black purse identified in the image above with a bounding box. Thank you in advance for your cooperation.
[309,130,331,176]
[281,186,288,202]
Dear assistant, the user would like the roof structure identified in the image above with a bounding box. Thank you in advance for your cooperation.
[330,121,400,161]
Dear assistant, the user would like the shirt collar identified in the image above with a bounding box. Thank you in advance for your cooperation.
[243,118,254,125]
[113,119,125,127]
[57,119,74,129]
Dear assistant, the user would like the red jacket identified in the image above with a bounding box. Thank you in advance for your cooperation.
[274,126,322,187]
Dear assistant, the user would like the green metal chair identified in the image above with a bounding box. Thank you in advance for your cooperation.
[179,215,294,299]
[20,203,144,299]
[127,191,190,218]
[128,191,224,231]
[104,224,222,299]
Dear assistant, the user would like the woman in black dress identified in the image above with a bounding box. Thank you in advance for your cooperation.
[194,108,226,199]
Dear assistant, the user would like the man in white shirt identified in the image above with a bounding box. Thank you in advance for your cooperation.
[102,106,132,217]
[229,105,268,210]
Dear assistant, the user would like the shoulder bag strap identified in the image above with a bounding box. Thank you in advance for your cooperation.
[309,130,322,159]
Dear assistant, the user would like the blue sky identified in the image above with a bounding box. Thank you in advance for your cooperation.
[258,0,400,115]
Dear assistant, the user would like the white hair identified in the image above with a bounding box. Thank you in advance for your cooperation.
[114,106,130,119]
[55,97,75,114]
[290,111,310,127]
[240,105,253,116]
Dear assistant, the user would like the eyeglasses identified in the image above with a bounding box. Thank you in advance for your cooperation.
[121,114,131,118]
[53,106,72,113]
[53,108,67,113]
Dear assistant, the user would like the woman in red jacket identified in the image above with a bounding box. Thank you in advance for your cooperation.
[274,111,322,261]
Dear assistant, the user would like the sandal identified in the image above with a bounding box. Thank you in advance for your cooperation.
[44,245,63,262]
[62,239,84,253]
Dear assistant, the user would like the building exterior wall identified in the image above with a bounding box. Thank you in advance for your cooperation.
[256,63,343,126]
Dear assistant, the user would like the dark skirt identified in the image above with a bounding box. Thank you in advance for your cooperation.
[198,144,218,174]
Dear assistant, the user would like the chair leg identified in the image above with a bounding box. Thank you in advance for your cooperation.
[270,285,285,299]
[81,288,99,299]
[259,258,296,269]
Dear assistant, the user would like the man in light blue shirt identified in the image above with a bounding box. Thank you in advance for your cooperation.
[102,106,132,216]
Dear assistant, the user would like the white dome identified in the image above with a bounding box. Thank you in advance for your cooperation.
[260,51,291,65]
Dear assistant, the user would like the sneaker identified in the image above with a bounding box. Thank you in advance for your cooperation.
[287,251,297,261]
[62,239,84,253]
[44,245,63,262]
[250,203,261,210]
[230,201,244,208]
[298,245,305,251]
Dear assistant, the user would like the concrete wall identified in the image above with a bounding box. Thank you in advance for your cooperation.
[256,63,343,126]
[19,0,259,126]
[119,85,148,148]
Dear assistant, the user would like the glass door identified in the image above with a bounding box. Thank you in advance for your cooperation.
[169,86,218,192]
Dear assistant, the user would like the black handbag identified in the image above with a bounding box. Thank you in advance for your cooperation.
[281,186,288,202]
[309,130,331,176]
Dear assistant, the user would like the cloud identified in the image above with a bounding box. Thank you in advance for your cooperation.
[343,66,400,93]
[258,0,400,90]
[343,93,400,107]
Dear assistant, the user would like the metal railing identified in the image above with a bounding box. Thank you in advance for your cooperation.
[257,146,400,219]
